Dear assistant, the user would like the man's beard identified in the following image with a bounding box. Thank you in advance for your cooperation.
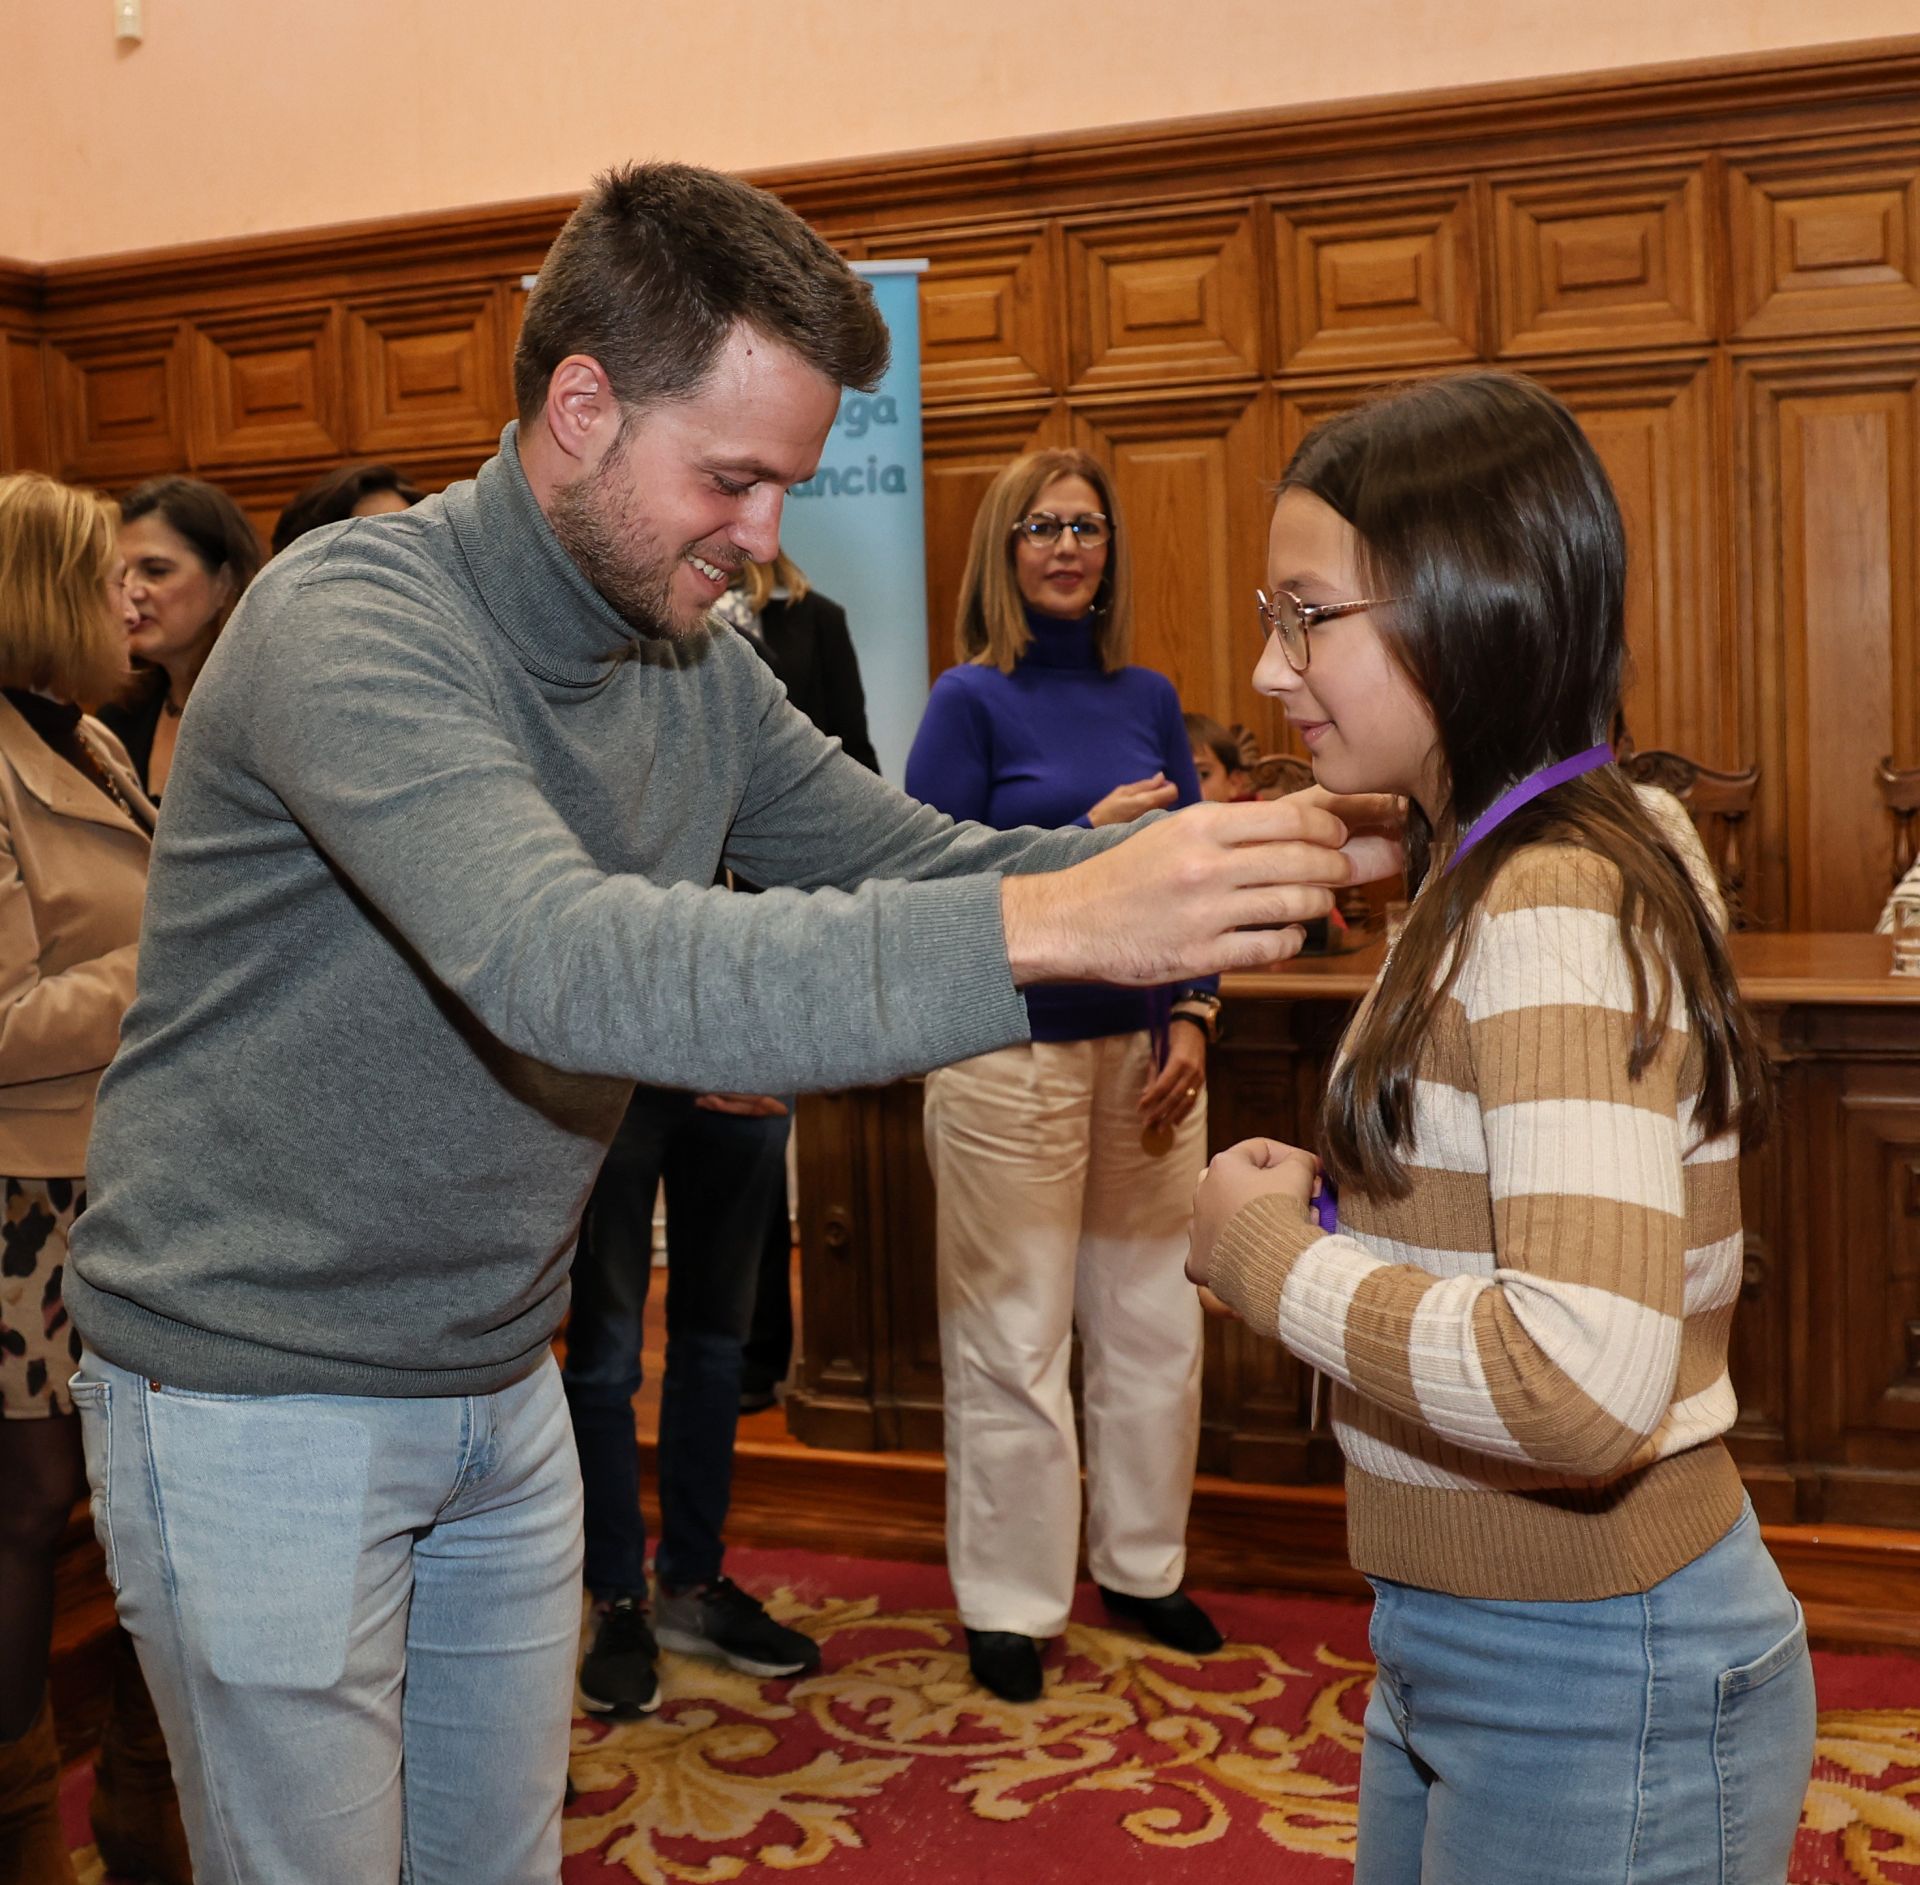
[548,435,707,641]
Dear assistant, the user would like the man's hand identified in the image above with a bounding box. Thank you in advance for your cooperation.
[693,1093,791,1117]
[1001,788,1405,987]
[1294,787,1406,887]
[1186,1137,1318,1296]
[1088,773,1181,827]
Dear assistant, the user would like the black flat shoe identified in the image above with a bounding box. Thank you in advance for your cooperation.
[965,1628,1045,1702]
[1098,1585,1225,1655]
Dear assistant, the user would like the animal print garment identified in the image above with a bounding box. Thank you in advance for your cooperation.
[0,1176,84,1416]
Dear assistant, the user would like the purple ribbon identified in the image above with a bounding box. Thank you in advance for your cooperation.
[1306,743,1613,1240]
[1446,743,1615,874]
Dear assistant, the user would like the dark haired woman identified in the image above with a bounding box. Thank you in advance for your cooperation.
[1186,371,1813,1884]
[98,475,262,799]
[271,462,423,556]
[907,449,1223,1704]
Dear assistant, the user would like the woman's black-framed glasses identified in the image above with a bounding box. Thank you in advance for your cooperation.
[1011,510,1111,549]
[1256,585,1393,674]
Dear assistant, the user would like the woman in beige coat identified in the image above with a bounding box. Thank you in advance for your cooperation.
[0,472,186,1885]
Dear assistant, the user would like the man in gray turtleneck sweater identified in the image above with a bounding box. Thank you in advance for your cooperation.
[65,163,1393,1885]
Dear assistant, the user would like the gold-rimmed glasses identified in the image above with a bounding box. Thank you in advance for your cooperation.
[1256,586,1394,674]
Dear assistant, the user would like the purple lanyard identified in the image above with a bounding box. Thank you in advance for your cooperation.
[1445,743,1615,874]
[1308,742,1613,1238]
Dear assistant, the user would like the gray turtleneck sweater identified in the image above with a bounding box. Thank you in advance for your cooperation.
[67,426,1117,1397]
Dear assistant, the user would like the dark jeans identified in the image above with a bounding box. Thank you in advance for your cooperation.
[562,1087,791,1599]
[739,1173,795,1399]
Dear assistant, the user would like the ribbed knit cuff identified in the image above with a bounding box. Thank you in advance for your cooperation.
[1208,1192,1324,1336]
[898,874,1034,1068]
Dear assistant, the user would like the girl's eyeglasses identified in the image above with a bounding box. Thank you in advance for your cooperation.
[1011,511,1110,549]
[1256,586,1394,674]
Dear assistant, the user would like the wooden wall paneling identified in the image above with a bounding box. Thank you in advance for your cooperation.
[0,268,45,473]
[919,399,1069,683]
[46,323,187,484]
[1,329,49,474]
[1270,183,1481,374]
[344,287,508,455]
[1491,161,1716,356]
[1738,350,1920,931]
[189,306,344,466]
[866,223,1062,404]
[1070,387,1276,735]
[1729,142,1920,340]
[1537,357,1725,759]
[1062,203,1265,390]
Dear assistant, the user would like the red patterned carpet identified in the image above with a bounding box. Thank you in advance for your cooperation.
[61,1544,1920,1882]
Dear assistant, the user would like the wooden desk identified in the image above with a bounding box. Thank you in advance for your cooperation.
[791,934,1920,1531]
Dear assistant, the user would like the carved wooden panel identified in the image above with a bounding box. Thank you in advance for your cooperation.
[1,330,49,473]
[47,325,186,482]
[1063,206,1262,389]
[1071,388,1276,738]
[343,289,506,454]
[189,307,342,465]
[1270,186,1479,373]
[1738,351,1920,933]
[1493,164,1714,354]
[1730,149,1920,338]
[1820,1070,1920,1499]
[1537,359,1725,761]
[867,224,1058,403]
[920,400,1068,682]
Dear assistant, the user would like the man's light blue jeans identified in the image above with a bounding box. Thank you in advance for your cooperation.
[1357,1500,1815,1885]
[70,1347,584,1885]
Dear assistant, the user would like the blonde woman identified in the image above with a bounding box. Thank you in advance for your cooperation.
[0,474,187,1883]
[905,449,1222,1702]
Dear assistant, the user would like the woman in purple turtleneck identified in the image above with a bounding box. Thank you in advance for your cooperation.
[906,449,1223,1704]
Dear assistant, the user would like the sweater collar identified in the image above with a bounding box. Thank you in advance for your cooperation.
[445,422,670,688]
[1019,603,1099,671]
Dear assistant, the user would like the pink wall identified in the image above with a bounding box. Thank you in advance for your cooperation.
[4,1,1915,264]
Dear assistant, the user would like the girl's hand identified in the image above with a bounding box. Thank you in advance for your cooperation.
[1187,1138,1318,1292]
[1087,773,1181,827]
[1139,1022,1205,1133]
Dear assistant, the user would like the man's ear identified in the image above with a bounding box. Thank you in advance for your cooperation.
[542,355,622,468]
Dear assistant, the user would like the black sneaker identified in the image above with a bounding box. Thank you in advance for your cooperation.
[1098,1585,1224,1655]
[579,1596,662,1716]
[654,1576,822,1678]
[965,1628,1044,1702]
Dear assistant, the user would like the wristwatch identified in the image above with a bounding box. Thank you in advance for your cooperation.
[1169,990,1223,1043]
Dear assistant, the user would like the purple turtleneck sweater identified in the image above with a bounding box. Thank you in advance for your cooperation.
[905,607,1212,1043]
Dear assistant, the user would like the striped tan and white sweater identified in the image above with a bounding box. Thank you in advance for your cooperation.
[1209,843,1747,1601]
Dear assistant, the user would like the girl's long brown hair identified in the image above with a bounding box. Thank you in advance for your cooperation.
[1293,373,1772,1197]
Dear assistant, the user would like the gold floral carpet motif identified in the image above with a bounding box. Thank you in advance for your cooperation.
[557,1548,1920,1885]
[60,1545,1920,1881]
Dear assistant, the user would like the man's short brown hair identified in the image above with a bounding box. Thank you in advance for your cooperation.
[513,162,890,424]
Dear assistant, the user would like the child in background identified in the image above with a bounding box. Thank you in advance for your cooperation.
[1184,712,1255,803]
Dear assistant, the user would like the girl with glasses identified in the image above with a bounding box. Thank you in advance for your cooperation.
[906,449,1223,1702]
[1186,371,1813,1884]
